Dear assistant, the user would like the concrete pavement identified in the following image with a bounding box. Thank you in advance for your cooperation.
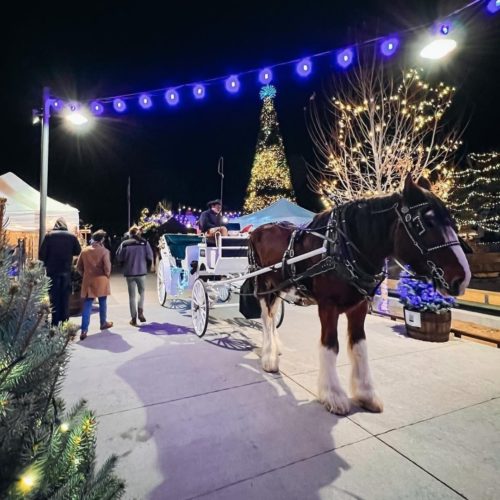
[62,274,500,499]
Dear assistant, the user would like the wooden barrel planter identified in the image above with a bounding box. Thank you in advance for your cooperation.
[404,308,452,342]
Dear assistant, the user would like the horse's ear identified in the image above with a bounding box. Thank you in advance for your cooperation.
[416,176,432,191]
[403,173,417,196]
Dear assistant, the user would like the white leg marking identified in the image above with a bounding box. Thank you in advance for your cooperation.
[260,299,279,373]
[348,340,383,413]
[444,227,471,294]
[318,344,350,415]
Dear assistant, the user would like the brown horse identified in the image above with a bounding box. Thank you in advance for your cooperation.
[249,175,471,415]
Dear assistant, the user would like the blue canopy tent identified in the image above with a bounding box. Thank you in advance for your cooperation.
[233,199,315,229]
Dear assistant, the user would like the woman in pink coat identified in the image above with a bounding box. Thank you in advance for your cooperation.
[76,230,113,340]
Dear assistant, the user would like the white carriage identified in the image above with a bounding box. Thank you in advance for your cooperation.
[156,232,285,336]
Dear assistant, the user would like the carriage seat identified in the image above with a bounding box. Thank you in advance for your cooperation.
[219,236,249,257]
[162,234,203,266]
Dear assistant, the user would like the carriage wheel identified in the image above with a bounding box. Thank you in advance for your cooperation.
[192,278,209,337]
[156,260,167,306]
[274,300,285,329]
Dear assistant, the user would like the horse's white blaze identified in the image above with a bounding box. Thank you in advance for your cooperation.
[444,227,471,295]
[318,344,350,415]
[260,299,280,372]
[348,340,375,402]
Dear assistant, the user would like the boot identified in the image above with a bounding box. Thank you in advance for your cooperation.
[100,321,113,330]
[138,308,146,323]
[130,317,138,327]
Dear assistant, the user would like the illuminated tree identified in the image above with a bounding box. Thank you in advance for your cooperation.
[449,152,500,235]
[307,63,461,205]
[0,197,124,499]
[244,85,295,213]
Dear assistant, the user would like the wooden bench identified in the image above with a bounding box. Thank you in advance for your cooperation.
[451,320,500,348]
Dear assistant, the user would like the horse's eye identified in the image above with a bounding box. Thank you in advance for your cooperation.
[423,210,436,228]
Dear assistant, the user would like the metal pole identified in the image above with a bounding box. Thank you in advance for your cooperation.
[127,176,131,228]
[218,156,224,207]
[39,87,50,250]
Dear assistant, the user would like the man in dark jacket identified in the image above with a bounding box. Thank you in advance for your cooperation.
[115,226,154,326]
[198,199,228,236]
[39,217,82,325]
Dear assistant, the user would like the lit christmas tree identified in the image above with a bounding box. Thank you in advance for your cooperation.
[449,152,500,235]
[243,85,295,213]
[0,199,125,499]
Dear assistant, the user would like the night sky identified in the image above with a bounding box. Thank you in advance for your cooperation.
[3,0,500,234]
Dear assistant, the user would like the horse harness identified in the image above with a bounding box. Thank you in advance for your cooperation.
[249,196,461,300]
[392,200,461,291]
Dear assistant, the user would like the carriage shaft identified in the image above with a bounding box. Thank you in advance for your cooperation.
[215,247,327,286]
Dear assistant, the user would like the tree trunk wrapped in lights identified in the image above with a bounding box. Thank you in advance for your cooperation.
[243,85,295,213]
[0,199,125,499]
[449,152,500,236]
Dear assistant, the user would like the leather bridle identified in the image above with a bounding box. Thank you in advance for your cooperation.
[394,201,461,290]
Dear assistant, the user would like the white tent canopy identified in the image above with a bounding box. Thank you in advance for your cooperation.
[0,172,79,233]
[234,199,315,229]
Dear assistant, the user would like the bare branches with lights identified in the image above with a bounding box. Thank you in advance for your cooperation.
[449,152,500,234]
[307,62,462,205]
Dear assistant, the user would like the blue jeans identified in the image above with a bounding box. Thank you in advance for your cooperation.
[81,297,107,331]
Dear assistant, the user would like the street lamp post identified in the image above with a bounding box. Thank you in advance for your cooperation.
[39,87,51,249]
[36,88,90,251]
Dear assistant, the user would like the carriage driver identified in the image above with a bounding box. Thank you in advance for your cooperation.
[199,199,228,236]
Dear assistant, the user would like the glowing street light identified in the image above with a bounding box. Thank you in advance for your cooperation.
[65,111,89,125]
[420,38,457,59]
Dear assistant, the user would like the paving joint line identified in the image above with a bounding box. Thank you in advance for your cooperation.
[186,435,374,500]
[96,377,283,418]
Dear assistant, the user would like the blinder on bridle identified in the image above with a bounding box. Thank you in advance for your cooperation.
[395,201,461,290]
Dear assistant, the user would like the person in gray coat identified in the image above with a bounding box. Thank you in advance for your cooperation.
[115,226,153,326]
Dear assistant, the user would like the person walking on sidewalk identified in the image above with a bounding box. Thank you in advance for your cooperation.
[39,217,81,326]
[76,229,113,340]
[116,225,153,326]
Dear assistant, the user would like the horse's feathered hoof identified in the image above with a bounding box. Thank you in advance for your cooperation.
[357,395,384,413]
[319,389,351,415]
[261,357,280,373]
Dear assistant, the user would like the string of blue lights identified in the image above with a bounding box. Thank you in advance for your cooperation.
[50,0,498,119]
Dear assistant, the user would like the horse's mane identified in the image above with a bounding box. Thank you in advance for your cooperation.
[307,193,401,235]
[308,189,455,237]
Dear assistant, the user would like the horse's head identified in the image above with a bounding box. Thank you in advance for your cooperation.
[393,174,471,296]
